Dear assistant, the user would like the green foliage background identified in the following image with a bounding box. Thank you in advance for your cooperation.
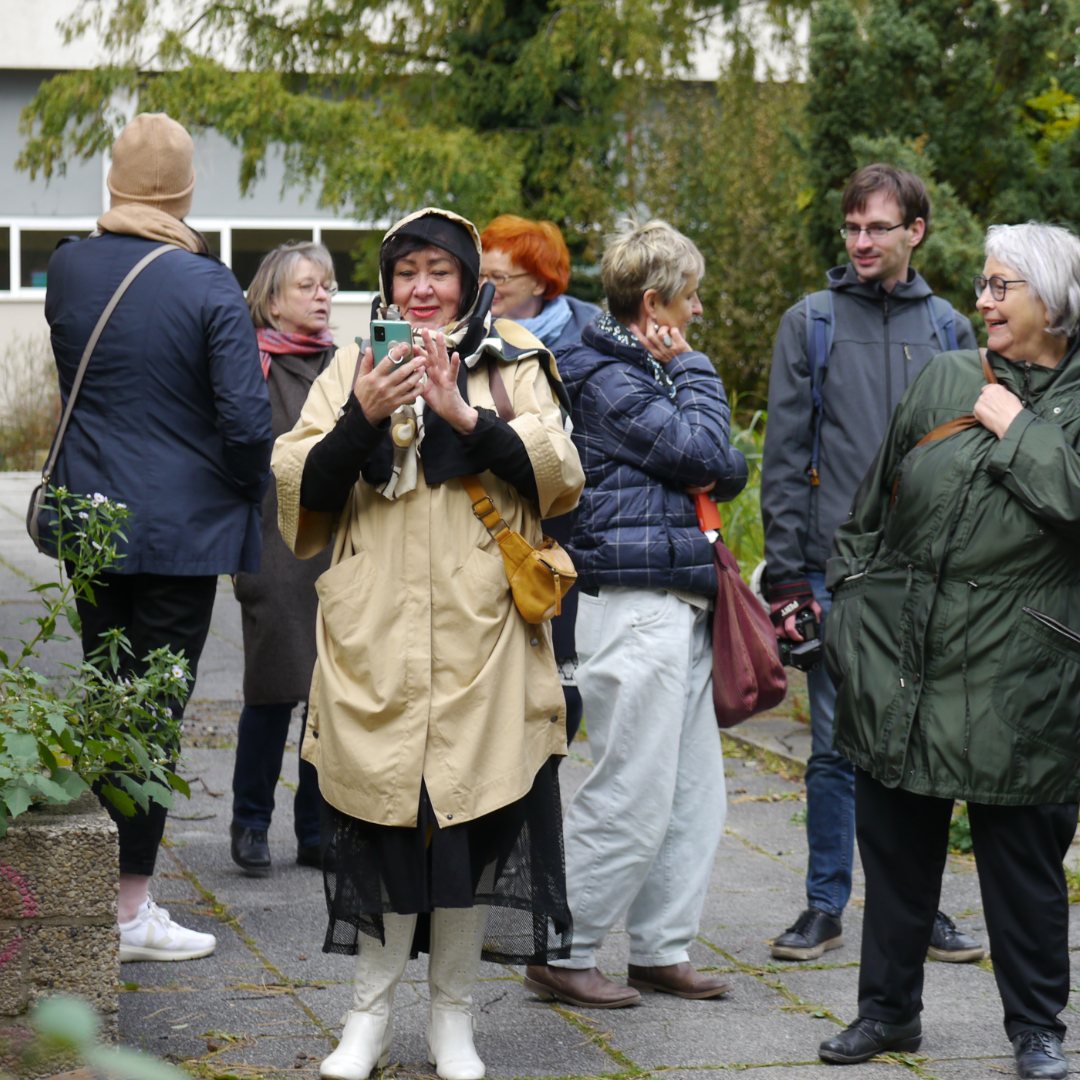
[17,0,1080,405]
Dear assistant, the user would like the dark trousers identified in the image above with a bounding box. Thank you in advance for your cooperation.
[76,572,218,877]
[231,701,325,848]
[855,767,1077,1040]
[563,685,583,746]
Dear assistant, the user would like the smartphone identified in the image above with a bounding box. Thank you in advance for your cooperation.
[367,320,412,365]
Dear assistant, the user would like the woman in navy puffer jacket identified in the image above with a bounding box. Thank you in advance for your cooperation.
[524,220,747,1008]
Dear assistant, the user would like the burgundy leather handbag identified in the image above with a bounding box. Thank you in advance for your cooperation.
[711,538,787,728]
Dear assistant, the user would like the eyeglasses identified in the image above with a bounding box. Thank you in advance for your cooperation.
[839,223,906,240]
[973,275,1027,301]
[295,279,338,297]
[479,270,532,287]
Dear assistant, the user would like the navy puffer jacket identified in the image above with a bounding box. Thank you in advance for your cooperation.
[45,233,272,575]
[560,319,748,596]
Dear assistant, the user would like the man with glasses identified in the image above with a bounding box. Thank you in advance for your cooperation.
[760,164,982,964]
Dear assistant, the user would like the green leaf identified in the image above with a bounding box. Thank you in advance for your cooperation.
[33,994,100,1045]
[166,772,191,797]
[85,1043,184,1080]
[51,768,90,798]
[99,782,136,817]
[27,773,78,803]
[2,784,33,820]
[116,772,150,812]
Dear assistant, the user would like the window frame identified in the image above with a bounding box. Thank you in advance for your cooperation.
[0,216,383,305]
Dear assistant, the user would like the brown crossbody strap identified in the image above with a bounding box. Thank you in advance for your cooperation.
[891,350,998,504]
[461,361,518,535]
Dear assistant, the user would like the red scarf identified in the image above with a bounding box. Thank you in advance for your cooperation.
[256,327,335,379]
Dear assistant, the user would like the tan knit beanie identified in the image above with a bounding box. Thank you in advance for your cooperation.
[107,113,196,219]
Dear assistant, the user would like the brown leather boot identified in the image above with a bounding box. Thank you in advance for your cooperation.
[626,962,732,999]
[523,965,641,1008]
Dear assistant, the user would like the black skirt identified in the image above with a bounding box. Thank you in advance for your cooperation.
[320,756,572,965]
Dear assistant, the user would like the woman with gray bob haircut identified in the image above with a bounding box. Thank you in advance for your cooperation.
[246,241,337,330]
[984,222,1080,337]
[816,219,1080,1079]
[229,239,337,878]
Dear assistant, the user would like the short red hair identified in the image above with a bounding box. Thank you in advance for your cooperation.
[480,215,570,300]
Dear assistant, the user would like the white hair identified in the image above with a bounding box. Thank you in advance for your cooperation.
[984,222,1080,337]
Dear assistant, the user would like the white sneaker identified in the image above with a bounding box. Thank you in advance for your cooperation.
[118,899,216,962]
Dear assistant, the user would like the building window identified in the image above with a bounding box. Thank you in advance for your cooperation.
[231,228,314,290]
[0,228,9,291]
[20,229,77,289]
[322,229,382,292]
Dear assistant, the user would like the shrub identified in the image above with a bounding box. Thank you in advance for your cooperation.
[0,489,191,835]
[722,400,766,584]
[0,334,60,471]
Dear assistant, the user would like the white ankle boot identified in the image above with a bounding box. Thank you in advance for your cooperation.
[320,913,417,1080]
[426,906,489,1080]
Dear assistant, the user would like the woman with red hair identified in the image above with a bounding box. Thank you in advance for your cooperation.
[480,216,600,748]
[480,216,600,359]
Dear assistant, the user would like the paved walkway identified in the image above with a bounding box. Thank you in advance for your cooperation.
[2,473,1078,1080]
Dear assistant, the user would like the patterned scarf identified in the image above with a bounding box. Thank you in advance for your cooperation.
[256,327,335,380]
[594,312,677,402]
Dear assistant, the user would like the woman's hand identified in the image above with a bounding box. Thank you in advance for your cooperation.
[686,481,717,496]
[628,320,690,364]
[973,384,1025,439]
[352,344,426,424]
[417,329,478,434]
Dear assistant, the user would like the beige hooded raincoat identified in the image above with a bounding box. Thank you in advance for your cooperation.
[272,210,584,831]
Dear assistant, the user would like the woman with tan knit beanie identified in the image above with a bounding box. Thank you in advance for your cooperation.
[42,113,273,963]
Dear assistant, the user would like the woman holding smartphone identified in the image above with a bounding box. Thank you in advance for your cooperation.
[272,208,583,1080]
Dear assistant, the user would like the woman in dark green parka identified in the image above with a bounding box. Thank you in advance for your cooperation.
[817,223,1080,1080]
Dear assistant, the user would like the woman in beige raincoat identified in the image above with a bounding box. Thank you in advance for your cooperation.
[272,209,584,1080]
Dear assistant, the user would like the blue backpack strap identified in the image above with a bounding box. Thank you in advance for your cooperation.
[926,295,959,352]
[804,290,834,487]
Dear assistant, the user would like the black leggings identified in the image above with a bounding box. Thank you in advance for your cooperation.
[76,572,218,876]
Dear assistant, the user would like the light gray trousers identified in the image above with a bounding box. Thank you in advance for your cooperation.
[554,586,726,970]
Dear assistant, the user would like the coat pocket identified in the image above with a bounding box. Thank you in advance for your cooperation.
[823,575,867,687]
[992,608,1080,760]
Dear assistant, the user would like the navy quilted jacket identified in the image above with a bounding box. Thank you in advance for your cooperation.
[560,320,748,596]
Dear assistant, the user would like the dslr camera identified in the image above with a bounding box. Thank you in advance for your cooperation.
[779,609,822,672]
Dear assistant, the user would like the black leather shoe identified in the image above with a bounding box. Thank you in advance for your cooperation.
[927,910,986,962]
[230,823,271,877]
[771,907,844,960]
[296,840,337,872]
[819,1016,922,1064]
[1013,1029,1067,1079]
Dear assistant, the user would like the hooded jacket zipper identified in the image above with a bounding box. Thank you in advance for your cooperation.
[883,297,892,418]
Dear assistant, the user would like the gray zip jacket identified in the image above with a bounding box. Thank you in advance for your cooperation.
[761,263,977,588]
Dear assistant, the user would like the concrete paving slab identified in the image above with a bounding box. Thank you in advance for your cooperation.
[5,469,1080,1078]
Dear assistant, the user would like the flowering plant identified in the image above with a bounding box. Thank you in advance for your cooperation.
[0,488,191,835]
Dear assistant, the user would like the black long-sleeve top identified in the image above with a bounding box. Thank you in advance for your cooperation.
[300,396,538,511]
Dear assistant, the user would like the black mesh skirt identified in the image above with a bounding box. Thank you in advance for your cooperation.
[320,756,572,965]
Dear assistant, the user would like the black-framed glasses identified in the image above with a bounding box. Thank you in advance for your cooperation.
[973,275,1026,301]
[839,222,906,240]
